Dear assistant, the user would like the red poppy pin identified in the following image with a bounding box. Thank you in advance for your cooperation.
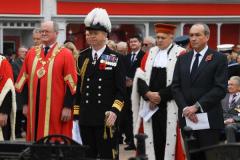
[99,63,106,70]
[205,54,213,62]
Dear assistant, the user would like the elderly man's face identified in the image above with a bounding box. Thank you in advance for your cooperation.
[142,39,154,52]
[18,47,28,60]
[189,24,209,52]
[40,22,58,45]
[228,79,240,94]
[32,32,41,46]
[155,32,173,50]
[117,45,128,55]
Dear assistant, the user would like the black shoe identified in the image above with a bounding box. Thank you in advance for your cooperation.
[124,144,136,150]
[119,139,123,144]
[124,139,130,145]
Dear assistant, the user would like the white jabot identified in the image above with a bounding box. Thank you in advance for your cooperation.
[153,44,172,68]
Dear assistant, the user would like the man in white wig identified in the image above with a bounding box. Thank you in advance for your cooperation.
[131,23,185,160]
[75,8,125,159]
[0,55,16,140]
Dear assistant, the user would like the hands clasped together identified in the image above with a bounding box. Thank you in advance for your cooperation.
[145,91,161,110]
[183,105,199,123]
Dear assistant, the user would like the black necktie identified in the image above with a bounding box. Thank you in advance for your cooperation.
[191,53,201,78]
[131,53,136,63]
[44,46,50,56]
[93,52,98,65]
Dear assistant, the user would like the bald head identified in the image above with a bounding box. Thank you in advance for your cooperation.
[40,20,59,46]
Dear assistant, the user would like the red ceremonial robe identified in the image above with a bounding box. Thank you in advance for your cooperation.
[0,56,16,140]
[15,43,77,141]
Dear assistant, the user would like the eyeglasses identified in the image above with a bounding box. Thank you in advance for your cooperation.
[143,43,149,47]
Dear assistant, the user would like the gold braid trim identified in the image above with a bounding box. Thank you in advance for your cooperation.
[76,47,90,75]
[103,124,108,140]
[15,72,28,90]
[112,149,118,160]
[79,58,89,93]
[64,74,77,92]
[112,100,124,112]
[73,105,80,115]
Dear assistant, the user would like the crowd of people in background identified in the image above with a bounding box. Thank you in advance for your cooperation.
[1,7,240,160]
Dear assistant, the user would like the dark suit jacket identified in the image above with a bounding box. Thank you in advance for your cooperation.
[75,46,126,126]
[221,93,240,120]
[172,48,228,129]
[11,58,24,110]
[124,50,145,79]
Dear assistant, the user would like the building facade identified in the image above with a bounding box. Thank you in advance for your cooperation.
[1,0,240,53]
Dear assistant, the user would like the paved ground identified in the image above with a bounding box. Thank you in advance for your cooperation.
[119,144,135,160]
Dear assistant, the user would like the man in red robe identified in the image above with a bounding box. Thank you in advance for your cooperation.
[0,55,16,140]
[15,20,77,141]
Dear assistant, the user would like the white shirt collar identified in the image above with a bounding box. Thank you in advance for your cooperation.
[193,45,208,57]
[92,45,106,59]
[231,92,240,97]
[42,42,56,49]
[132,49,141,55]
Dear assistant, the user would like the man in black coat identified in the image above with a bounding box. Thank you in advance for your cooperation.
[121,34,145,150]
[11,46,27,138]
[172,23,228,160]
[75,8,125,159]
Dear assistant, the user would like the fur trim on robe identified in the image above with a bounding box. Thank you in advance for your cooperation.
[0,56,16,140]
[131,45,185,160]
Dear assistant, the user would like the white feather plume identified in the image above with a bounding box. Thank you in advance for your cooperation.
[84,8,111,33]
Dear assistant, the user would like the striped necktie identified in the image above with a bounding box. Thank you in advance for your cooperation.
[230,94,237,107]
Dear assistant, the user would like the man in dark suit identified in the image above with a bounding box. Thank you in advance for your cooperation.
[11,46,28,138]
[172,23,228,159]
[75,8,125,159]
[121,34,145,150]
[221,76,240,142]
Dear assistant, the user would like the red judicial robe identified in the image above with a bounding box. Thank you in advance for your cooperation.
[15,43,77,141]
[0,56,16,140]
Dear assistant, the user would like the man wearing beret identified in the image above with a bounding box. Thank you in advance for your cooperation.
[172,23,228,160]
[75,8,125,159]
[132,23,185,160]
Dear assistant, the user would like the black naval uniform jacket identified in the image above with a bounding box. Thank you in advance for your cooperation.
[75,46,126,126]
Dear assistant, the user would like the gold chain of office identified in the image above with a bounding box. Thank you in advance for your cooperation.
[35,45,63,78]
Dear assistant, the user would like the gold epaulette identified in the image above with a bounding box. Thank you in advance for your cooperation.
[112,100,124,112]
[73,105,80,115]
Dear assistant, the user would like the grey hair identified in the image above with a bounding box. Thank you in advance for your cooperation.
[230,76,240,86]
[41,20,59,32]
[33,28,41,34]
[18,46,28,51]
[117,41,128,48]
[144,36,156,44]
[192,23,210,36]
